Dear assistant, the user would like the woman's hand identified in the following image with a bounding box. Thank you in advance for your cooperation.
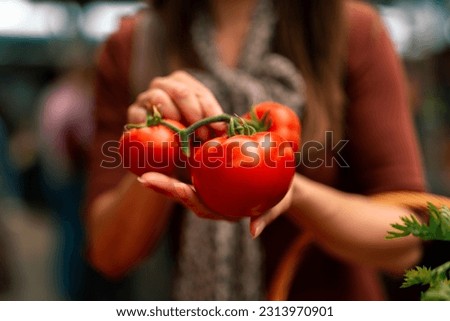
[129,70,295,236]
[138,171,294,237]
[127,71,225,137]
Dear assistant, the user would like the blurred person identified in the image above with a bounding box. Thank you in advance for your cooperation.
[37,41,140,300]
[0,115,21,201]
[0,115,18,296]
[85,0,427,300]
[36,44,95,299]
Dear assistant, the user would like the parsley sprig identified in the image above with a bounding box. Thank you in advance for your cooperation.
[386,204,450,300]
[386,204,450,241]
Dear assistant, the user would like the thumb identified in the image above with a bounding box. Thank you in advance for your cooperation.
[138,172,185,198]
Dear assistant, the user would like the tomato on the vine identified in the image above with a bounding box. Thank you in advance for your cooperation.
[244,101,301,152]
[119,119,185,176]
[190,131,295,218]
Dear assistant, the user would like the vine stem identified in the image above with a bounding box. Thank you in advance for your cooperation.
[176,114,233,157]
[158,113,264,157]
[128,108,261,158]
[184,114,233,134]
[159,120,184,133]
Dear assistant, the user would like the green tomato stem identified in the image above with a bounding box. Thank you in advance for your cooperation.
[184,114,233,135]
[124,123,146,131]
[159,120,183,133]
[131,109,263,158]
[178,114,234,157]
[227,117,236,137]
[178,131,191,157]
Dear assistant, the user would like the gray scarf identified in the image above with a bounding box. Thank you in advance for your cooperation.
[173,0,305,300]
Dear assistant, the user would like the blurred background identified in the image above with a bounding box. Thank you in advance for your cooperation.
[0,0,449,300]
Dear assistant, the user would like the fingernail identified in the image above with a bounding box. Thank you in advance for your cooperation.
[137,176,146,184]
[252,221,266,239]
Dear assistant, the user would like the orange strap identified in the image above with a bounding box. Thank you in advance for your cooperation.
[267,231,314,301]
[266,191,450,301]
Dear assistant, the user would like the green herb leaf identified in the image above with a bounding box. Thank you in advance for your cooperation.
[421,281,450,301]
[386,204,450,241]
[386,204,450,300]
[401,266,433,288]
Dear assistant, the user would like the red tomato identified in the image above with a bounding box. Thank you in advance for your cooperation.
[245,101,301,152]
[190,132,295,218]
[119,119,184,176]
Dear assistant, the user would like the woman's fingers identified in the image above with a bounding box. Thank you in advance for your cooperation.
[249,208,279,239]
[151,71,225,125]
[171,71,225,132]
[196,93,227,133]
[129,70,226,141]
[127,104,147,124]
[136,88,182,121]
[138,171,291,229]
[150,76,203,124]
[171,71,224,118]
[138,172,230,221]
[249,183,294,238]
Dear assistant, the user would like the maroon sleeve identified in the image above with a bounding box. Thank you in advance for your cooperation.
[344,3,426,195]
[84,17,136,211]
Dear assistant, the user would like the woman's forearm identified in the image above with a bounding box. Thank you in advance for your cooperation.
[86,173,174,278]
[287,174,422,275]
